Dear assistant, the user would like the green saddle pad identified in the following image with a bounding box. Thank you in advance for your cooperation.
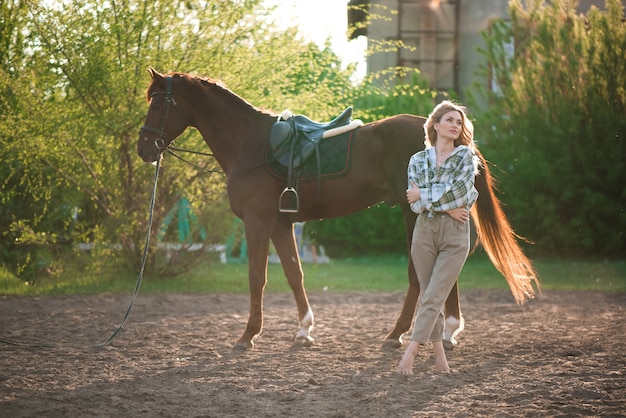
[265,130,356,182]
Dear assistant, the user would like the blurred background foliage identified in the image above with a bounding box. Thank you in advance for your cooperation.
[467,0,625,258]
[0,0,623,283]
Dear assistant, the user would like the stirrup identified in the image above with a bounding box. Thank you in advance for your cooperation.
[279,187,299,213]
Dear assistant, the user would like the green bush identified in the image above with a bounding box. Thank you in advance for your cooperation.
[469,0,625,257]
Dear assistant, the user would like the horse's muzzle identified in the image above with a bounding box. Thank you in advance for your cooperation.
[137,143,160,163]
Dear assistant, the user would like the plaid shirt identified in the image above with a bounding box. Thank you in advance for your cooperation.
[408,145,479,215]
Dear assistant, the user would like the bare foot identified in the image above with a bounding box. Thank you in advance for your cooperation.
[396,341,419,375]
[433,341,450,373]
[435,360,450,373]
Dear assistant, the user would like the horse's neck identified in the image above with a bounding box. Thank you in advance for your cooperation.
[192,90,275,173]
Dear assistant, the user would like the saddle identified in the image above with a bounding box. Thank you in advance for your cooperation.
[269,107,363,213]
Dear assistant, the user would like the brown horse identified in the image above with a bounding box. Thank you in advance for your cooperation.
[137,68,538,350]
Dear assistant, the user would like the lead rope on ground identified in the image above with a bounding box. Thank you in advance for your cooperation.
[0,158,161,349]
[92,157,161,348]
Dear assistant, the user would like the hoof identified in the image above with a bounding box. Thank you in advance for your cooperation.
[294,335,314,347]
[382,338,402,350]
[233,340,254,351]
[442,338,457,351]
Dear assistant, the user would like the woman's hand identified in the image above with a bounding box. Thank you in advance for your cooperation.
[407,181,420,204]
[446,207,470,223]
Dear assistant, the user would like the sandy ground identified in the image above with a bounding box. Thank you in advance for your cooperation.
[1,289,625,417]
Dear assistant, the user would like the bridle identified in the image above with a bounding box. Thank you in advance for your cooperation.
[140,76,176,152]
[138,75,224,175]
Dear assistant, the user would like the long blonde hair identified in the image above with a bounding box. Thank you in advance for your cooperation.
[424,100,475,151]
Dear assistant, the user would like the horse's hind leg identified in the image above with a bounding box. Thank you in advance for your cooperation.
[443,281,463,349]
[383,256,420,349]
[382,206,463,349]
[272,221,314,347]
[383,269,463,350]
[383,207,419,349]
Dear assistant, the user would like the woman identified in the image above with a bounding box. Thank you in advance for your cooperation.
[396,100,479,375]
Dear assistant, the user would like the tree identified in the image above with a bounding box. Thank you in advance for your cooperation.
[469,0,625,257]
[0,0,68,277]
[0,0,363,278]
[1,0,444,280]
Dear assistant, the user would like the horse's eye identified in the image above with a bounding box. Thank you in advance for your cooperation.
[151,97,163,107]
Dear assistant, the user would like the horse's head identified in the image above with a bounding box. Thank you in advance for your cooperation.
[137,68,191,163]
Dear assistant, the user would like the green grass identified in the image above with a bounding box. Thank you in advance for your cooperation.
[1,254,625,297]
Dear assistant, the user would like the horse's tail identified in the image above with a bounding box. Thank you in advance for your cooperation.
[472,150,540,304]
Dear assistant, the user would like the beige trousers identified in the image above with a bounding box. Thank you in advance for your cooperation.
[410,212,470,344]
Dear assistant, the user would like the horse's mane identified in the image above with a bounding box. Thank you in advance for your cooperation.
[147,71,275,117]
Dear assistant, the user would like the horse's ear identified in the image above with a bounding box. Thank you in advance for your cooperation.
[147,67,164,81]
[145,67,165,101]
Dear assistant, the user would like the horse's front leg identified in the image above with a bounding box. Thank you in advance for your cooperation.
[271,220,314,347]
[233,215,273,351]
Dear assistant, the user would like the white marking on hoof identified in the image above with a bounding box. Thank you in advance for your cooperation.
[295,335,314,347]
[382,337,402,350]
[296,309,314,339]
[444,315,464,347]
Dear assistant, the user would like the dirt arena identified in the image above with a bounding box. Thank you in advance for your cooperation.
[1,288,625,417]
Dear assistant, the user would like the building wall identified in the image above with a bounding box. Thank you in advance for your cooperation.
[458,1,510,99]
[365,0,510,102]
[358,0,624,104]
[366,0,401,75]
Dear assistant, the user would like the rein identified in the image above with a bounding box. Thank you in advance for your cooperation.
[168,146,214,157]
[166,147,225,175]
[0,158,162,349]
